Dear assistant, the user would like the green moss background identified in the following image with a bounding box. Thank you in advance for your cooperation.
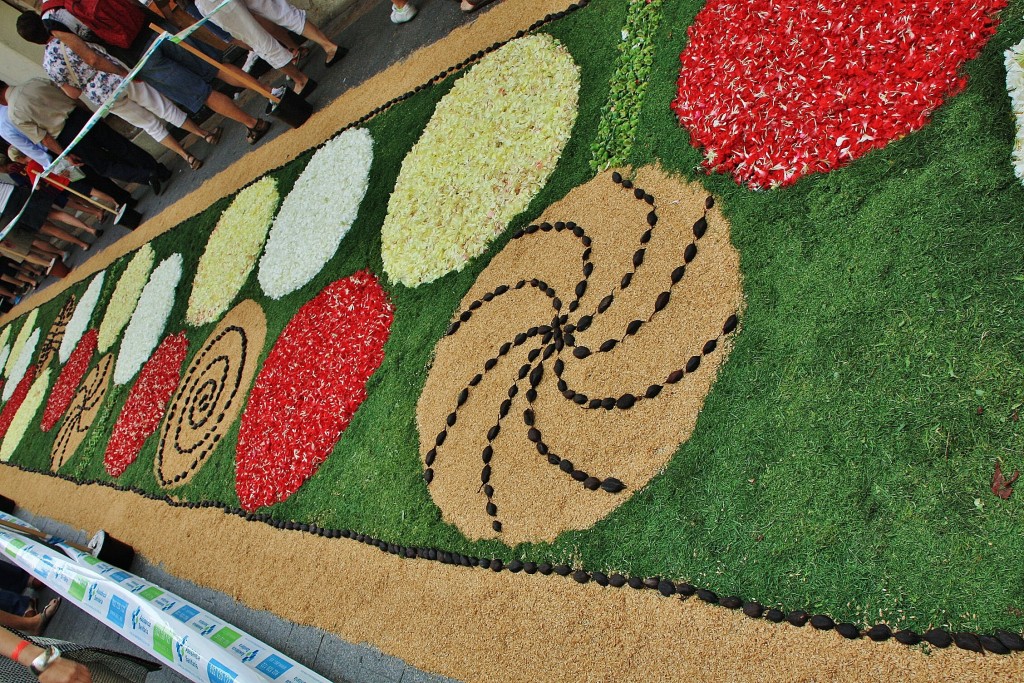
[2,0,1024,634]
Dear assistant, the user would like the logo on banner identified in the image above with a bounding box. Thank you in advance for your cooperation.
[207,659,239,683]
[107,595,129,628]
[255,654,294,680]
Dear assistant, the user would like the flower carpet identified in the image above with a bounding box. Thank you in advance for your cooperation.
[1,0,1024,679]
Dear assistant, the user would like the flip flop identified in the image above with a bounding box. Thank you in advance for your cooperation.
[35,598,60,634]
[291,45,311,66]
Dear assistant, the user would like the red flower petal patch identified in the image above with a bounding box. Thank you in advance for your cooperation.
[40,329,98,432]
[235,270,394,511]
[671,0,1006,188]
[0,366,38,440]
[104,332,189,477]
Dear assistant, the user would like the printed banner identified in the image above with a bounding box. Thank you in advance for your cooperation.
[0,512,330,683]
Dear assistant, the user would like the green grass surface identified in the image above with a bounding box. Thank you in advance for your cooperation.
[3,0,1024,634]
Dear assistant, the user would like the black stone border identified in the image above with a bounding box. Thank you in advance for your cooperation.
[7,458,1024,656]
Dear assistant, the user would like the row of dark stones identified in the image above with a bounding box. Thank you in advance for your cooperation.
[6,460,1024,655]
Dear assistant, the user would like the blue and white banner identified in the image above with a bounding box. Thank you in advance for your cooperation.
[0,512,330,683]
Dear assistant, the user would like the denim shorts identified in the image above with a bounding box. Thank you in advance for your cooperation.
[139,36,218,113]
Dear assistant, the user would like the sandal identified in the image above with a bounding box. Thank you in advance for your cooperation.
[246,119,271,145]
[291,45,311,66]
[32,598,60,635]
[185,153,204,171]
[202,126,223,146]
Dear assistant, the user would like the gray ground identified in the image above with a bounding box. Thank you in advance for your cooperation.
[18,0,510,680]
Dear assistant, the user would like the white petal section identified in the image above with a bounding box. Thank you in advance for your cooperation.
[3,327,40,401]
[258,128,374,299]
[58,271,106,364]
[113,254,183,386]
[1006,38,1024,184]
[381,34,580,287]
[4,309,38,378]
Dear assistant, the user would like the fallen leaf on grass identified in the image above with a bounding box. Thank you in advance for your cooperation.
[991,461,1019,500]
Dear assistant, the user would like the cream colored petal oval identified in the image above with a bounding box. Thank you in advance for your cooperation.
[381,34,580,288]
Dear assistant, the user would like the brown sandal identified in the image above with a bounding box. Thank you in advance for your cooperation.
[246,120,271,145]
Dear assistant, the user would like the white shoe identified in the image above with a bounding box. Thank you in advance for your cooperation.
[242,50,259,73]
[390,2,417,23]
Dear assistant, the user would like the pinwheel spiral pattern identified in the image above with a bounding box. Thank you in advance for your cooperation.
[418,167,744,543]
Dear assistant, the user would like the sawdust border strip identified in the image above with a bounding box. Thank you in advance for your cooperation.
[2,456,1019,657]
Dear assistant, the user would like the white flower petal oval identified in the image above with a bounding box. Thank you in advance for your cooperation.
[3,327,40,402]
[257,128,373,299]
[58,271,106,364]
[98,245,155,353]
[4,309,39,379]
[113,253,183,386]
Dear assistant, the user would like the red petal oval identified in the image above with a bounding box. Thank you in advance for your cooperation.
[104,332,189,477]
[0,366,39,440]
[235,270,394,511]
[671,0,1006,188]
[41,329,98,432]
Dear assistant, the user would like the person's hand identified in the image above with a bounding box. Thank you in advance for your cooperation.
[66,155,84,167]
[38,658,92,683]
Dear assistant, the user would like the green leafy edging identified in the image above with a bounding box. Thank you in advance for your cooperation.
[590,0,664,172]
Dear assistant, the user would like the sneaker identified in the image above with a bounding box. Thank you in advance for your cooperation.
[242,50,259,73]
[390,2,417,23]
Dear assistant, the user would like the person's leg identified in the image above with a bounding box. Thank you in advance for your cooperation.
[65,196,104,221]
[58,112,163,186]
[247,0,339,62]
[39,222,90,250]
[73,169,131,208]
[29,240,63,258]
[46,210,99,237]
[199,0,297,73]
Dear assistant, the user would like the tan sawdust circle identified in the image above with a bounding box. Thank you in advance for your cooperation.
[156,299,266,488]
[50,353,113,471]
[37,296,76,370]
[418,166,744,544]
